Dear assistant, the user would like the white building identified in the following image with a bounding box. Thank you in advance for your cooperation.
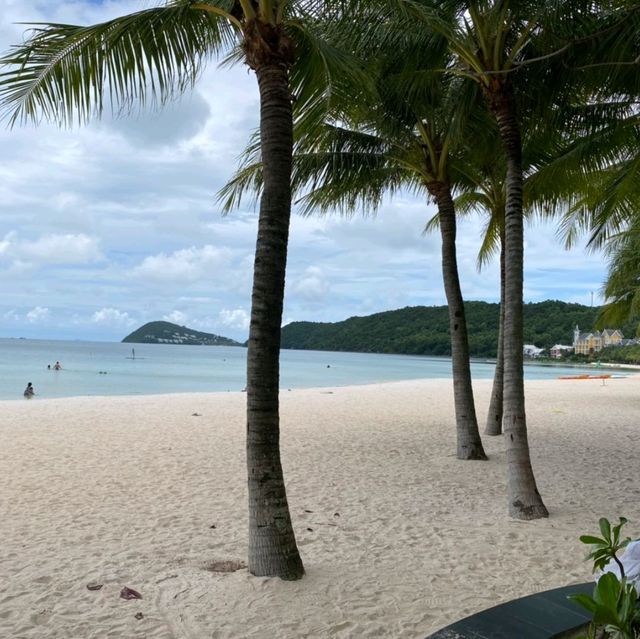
[523,344,544,358]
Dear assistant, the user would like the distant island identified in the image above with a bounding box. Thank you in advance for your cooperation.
[281,300,637,358]
[122,321,242,346]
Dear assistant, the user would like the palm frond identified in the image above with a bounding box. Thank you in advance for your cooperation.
[0,1,237,126]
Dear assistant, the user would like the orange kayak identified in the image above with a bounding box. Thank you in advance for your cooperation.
[558,374,612,380]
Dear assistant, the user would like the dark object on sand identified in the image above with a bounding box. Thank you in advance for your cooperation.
[134,612,144,620]
[120,586,142,600]
[86,582,103,591]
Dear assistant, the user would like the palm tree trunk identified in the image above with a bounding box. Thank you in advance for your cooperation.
[485,235,505,436]
[487,87,548,519]
[431,183,487,460]
[246,61,304,579]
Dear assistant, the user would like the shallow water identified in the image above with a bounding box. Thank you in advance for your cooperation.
[0,337,606,400]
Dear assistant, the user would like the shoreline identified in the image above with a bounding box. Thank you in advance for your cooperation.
[2,376,639,638]
[3,362,637,403]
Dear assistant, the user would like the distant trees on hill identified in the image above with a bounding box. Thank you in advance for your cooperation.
[281,300,637,358]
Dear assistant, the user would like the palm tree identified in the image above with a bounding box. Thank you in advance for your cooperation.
[363,0,556,518]
[597,225,640,327]
[223,40,488,460]
[446,165,506,437]
[0,0,362,580]
[450,1,640,466]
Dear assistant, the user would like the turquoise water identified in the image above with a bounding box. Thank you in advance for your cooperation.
[0,338,604,401]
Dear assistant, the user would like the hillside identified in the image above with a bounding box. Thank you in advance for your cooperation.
[281,301,637,358]
[122,321,242,346]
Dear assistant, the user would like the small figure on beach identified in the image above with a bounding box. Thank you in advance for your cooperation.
[53,361,61,370]
[23,382,35,398]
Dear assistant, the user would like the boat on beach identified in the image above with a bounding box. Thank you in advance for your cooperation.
[558,373,614,380]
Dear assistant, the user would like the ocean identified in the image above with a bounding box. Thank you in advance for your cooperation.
[0,337,604,401]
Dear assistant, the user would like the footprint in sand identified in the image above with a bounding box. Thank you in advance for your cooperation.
[31,608,54,625]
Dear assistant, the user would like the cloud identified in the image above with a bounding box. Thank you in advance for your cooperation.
[218,308,250,331]
[92,307,135,327]
[26,306,50,323]
[290,266,329,301]
[0,232,102,266]
[0,0,613,343]
[105,92,212,147]
[163,310,189,325]
[133,245,233,284]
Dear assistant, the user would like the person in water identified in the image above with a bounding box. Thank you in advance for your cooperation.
[53,361,61,370]
[24,382,35,398]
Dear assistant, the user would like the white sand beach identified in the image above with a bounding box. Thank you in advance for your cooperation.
[1,376,639,638]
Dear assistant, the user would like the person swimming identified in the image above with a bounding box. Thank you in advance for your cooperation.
[23,382,35,398]
[53,361,61,370]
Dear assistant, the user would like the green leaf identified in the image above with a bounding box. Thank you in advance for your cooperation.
[580,535,607,546]
[593,572,622,612]
[569,593,598,614]
[599,517,612,542]
[611,516,628,544]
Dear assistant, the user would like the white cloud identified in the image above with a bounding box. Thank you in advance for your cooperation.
[0,231,13,255]
[218,308,250,330]
[26,306,50,323]
[133,245,233,284]
[0,232,102,266]
[0,0,612,343]
[290,266,329,301]
[163,310,189,325]
[91,307,135,327]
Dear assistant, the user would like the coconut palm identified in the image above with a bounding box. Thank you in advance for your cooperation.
[360,0,575,518]
[0,0,363,580]
[596,224,640,327]
[465,0,640,444]
[222,38,489,460]
[377,0,639,518]
[443,165,507,437]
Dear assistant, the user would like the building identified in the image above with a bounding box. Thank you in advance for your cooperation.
[573,325,624,355]
[523,344,544,358]
[550,344,574,359]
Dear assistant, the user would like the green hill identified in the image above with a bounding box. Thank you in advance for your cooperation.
[122,321,242,346]
[280,300,637,357]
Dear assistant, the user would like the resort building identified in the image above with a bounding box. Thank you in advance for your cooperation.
[550,344,574,359]
[523,344,545,358]
[573,325,624,355]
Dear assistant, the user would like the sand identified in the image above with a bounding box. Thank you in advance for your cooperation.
[1,376,639,638]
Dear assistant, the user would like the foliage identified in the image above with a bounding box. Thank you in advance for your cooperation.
[571,573,639,639]
[580,518,631,576]
[570,518,640,639]
[597,345,640,365]
[597,226,640,329]
[122,321,241,346]
[281,300,628,358]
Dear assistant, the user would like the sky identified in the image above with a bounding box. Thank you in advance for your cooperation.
[0,0,609,342]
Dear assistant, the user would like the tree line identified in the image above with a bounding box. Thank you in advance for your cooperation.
[282,300,638,357]
[2,1,639,581]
